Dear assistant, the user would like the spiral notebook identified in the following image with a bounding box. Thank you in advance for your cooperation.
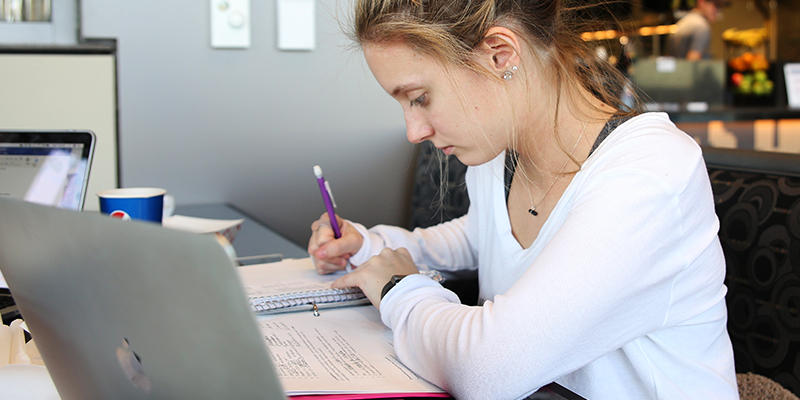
[237,258,442,315]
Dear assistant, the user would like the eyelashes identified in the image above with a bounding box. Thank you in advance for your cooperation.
[410,93,427,107]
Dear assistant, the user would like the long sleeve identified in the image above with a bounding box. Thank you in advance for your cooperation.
[348,211,479,276]
[374,113,737,400]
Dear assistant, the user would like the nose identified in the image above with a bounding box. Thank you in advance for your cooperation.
[404,111,433,144]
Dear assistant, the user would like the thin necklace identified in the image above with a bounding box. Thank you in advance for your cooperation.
[527,120,588,216]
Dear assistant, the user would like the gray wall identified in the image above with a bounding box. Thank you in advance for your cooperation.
[79,0,415,247]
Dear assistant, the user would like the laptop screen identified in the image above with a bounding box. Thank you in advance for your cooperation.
[0,130,95,212]
[0,130,95,292]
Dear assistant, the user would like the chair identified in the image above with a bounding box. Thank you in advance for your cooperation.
[705,146,800,397]
[407,141,470,231]
[407,141,478,305]
[738,372,799,400]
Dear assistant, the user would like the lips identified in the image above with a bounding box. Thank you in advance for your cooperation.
[439,145,454,155]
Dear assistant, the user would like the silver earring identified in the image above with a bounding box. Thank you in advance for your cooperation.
[503,65,518,81]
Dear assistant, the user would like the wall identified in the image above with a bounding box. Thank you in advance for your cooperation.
[80,0,414,247]
[0,53,118,211]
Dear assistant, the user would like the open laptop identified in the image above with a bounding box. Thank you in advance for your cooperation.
[0,130,96,324]
[0,198,286,399]
[0,129,95,211]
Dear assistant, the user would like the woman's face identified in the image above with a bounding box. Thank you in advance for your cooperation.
[363,41,514,166]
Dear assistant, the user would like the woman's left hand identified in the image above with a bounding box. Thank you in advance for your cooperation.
[331,247,420,309]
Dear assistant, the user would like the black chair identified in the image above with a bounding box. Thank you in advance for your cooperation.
[705,146,800,396]
[407,141,470,231]
[407,141,477,305]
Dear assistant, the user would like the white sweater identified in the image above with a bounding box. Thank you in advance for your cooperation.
[349,113,739,400]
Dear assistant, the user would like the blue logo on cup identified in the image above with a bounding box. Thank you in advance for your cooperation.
[98,188,167,224]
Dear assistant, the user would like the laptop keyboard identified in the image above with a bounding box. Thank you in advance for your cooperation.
[0,294,13,307]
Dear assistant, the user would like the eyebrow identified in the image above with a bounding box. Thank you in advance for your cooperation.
[391,83,413,97]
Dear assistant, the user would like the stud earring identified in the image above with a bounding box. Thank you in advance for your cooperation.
[503,65,518,81]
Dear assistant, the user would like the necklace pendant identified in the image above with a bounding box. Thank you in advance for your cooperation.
[528,207,538,216]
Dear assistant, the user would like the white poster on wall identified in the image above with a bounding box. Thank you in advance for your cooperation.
[277,0,315,51]
[785,63,800,109]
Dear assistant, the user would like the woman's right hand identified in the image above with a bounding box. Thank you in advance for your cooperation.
[307,213,364,275]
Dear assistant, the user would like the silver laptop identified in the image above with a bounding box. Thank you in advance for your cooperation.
[0,130,97,321]
[0,198,286,400]
[0,129,95,211]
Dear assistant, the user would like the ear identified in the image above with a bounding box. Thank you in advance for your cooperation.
[479,26,522,74]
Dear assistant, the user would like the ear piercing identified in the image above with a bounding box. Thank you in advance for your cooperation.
[503,65,518,81]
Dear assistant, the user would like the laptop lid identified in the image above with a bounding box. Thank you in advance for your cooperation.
[0,129,95,212]
[0,198,286,400]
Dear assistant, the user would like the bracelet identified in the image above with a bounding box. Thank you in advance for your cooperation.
[380,275,407,300]
[380,270,445,300]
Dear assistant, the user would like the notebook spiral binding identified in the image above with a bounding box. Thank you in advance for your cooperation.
[249,270,444,313]
[250,287,365,312]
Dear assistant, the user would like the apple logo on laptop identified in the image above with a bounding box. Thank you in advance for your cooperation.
[116,338,153,393]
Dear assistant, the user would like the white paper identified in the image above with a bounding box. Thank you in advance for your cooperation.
[237,258,345,298]
[239,259,445,395]
[277,0,315,50]
[257,306,444,395]
[162,214,242,235]
[0,365,59,400]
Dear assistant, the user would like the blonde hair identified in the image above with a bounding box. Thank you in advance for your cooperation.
[350,0,641,134]
[350,0,643,206]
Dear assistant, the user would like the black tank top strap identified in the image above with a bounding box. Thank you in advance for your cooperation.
[504,113,636,203]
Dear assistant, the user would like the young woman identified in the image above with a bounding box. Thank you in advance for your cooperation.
[308,0,738,398]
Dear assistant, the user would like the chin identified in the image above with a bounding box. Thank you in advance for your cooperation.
[453,153,493,167]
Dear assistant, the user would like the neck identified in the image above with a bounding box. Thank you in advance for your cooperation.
[513,94,612,186]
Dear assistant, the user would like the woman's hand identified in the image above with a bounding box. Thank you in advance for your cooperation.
[331,247,420,309]
[308,213,364,274]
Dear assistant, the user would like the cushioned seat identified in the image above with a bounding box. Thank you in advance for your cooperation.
[738,372,800,400]
[407,141,470,231]
[407,141,476,305]
[705,147,800,396]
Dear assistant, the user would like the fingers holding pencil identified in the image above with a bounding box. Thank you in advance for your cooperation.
[308,213,363,275]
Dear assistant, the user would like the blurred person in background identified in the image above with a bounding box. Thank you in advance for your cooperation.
[669,0,728,60]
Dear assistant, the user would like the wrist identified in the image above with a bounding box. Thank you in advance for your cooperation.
[348,222,372,265]
[380,275,408,300]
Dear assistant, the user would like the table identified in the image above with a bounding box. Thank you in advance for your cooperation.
[174,203,308,260]
[176,204,586,400]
